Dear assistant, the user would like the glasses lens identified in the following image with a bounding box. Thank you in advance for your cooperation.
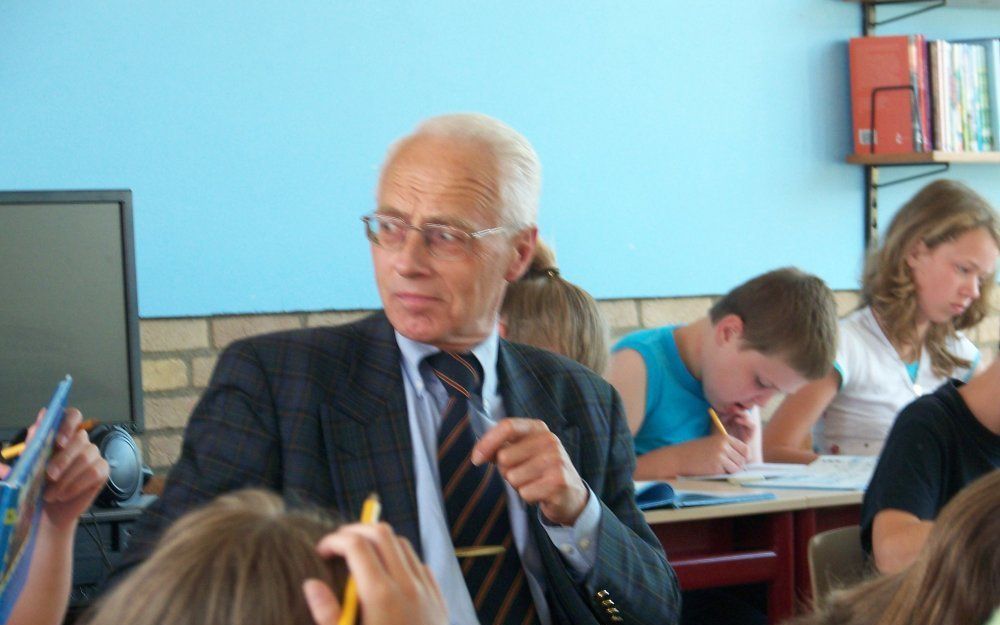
[424,225,469,259]
[366,215,406,248]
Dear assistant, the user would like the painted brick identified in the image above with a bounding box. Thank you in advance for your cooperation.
[143,394,199,429]
[140,318,209,352]
[597,300,639,332]
[989,288,1000,312]
[639,297,712,328]
[212,314,303,349]
[145,433,183,469]
[306,310,371,328]
[833,291,861,317]
[191,355,219,388]
[141,359,189,391]
[977,316,1000,345]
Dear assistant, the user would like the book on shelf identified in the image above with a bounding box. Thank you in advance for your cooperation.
[929,38,999,152]
[953,37,1000,151]
[0,376,72,622]
[633,480,775,511]
[849,35,930,155]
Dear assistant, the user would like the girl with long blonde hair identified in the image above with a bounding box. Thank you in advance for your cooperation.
[765,179,1000,463]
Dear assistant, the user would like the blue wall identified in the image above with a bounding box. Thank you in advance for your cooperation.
[2,2,998,317]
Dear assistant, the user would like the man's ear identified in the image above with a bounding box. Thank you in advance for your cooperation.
[713,314,745,347]
[504,226,538,282]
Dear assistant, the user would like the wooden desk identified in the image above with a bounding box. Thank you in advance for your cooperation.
[643,481,862,623]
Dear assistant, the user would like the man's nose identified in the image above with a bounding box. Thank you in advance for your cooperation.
[393,229,432,274]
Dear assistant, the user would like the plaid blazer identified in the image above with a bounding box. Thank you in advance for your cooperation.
[113,312,680,625]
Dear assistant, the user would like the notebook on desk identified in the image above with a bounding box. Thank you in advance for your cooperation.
[679,462,807,485]
[681,456,876,491]
[634,480,776,511]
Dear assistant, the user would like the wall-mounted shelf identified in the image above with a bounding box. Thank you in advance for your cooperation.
[847,151,1000,164]
[846,0,1000,248]
[844,0,1000,6]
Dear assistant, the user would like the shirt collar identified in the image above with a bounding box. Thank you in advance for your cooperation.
[395,328,501,400]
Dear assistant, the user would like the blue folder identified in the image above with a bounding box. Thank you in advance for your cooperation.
[635,481,776,511]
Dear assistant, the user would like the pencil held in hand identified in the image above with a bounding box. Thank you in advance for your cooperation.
[1,418,100,461]
[338,493,382,625]
[708,408,729,437]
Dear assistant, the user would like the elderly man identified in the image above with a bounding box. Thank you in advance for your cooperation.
[112,114,679,625]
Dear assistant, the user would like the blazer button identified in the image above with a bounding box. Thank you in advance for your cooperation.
[595,589,610,600]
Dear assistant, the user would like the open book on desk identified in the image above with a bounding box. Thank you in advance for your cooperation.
[634,480,775,511]
[680,462,807,484]
[682,456,877,491]
[0,376,72,622]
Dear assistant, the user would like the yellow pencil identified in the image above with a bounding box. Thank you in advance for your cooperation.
[1,419,100,461]
[455,545,506,558]
[707,408,729,437]
[338,493,382,625]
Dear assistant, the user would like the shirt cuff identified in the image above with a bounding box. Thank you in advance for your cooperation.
[539,486,601,577]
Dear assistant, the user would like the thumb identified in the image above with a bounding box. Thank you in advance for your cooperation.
[303,579,342,625]
[0,463,9,480]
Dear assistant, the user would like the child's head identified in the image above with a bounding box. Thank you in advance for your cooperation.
[863,179,1000,375]
[897,468,1000,625]
[501,239,610,374]
[787,469,1000,625]
[702,267,837,414]
[81,489,347,625]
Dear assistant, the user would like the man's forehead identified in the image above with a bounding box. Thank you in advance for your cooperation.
[378,134,504,222]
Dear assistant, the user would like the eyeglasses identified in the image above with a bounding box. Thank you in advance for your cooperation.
[361,213,509,260]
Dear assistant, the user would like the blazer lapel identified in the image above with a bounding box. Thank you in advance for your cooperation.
[497,341,580,467]
[319,313,422,550]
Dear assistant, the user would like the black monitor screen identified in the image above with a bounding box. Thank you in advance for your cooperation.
[0,190,143,440]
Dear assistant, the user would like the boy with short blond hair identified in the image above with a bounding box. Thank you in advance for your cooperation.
[607,267,838,478]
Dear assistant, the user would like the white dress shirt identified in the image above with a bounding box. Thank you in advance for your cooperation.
[395,329,601,625]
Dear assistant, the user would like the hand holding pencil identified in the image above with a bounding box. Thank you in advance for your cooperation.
[1,407,110,531]
[302,497,447,625]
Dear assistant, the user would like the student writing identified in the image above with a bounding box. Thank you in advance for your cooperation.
[607,267,838,479]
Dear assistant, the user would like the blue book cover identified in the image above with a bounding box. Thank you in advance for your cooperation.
[634,481,775,511]
[0,376,72,622]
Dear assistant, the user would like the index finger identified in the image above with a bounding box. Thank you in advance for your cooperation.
[471,418,546,466]
[56,408,83,447]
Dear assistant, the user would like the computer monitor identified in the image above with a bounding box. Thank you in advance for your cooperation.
[0,190,143,441]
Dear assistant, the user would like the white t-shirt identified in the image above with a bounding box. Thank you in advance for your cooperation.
[814,306,979,456]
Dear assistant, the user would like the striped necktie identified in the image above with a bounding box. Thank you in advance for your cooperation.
[425,351,539,625]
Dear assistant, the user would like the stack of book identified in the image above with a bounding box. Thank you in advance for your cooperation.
[929,38,1000,152]
[849,35,999,155]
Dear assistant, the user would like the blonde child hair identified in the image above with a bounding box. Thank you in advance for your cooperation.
[80,489,347,625]
[501,239,610,374]
[863,179,1000,376]
[785,469,1000,625]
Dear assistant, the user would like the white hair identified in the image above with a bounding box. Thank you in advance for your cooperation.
[381,113,541,228]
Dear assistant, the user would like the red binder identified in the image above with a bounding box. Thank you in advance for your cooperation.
[849,35,929,155]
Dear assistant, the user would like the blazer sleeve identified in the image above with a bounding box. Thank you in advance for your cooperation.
[542,382,681,625]
[105,338,284,589]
